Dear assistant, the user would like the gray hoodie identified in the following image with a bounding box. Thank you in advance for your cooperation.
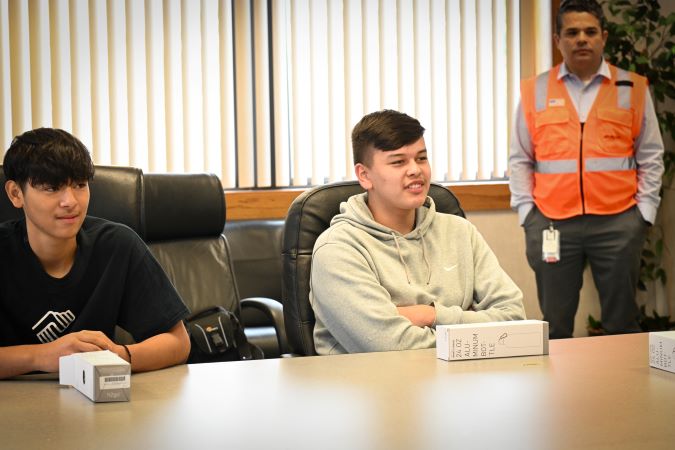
[310,193,525,355]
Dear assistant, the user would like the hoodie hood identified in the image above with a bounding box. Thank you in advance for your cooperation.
[331,193,436,285]
[330,192,436,240]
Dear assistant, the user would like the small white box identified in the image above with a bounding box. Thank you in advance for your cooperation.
[59,350,131,402]
[437,320,549,361]
[649,331,675,374]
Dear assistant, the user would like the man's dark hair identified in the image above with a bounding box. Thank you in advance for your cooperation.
[351,110,425,166]
[556,0,606,34]
[3,128,95,190]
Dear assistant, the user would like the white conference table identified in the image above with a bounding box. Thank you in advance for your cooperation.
[1,332,673,450]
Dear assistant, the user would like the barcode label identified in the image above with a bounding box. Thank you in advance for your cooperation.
[105,376,126,382]
[99,374,130,390]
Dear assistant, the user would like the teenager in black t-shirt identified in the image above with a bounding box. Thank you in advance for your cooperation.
[0,128,190,379]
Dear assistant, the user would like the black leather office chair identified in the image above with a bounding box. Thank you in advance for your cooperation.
[142,173,288,357]
[224,219,286,357]
[281,181,465,356]
[88,166,145,236]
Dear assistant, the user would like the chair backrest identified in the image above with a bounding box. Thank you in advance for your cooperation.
[142,173,241,316]
[224,220,284,300]
[0,165,144,235]
[281,180,465,356]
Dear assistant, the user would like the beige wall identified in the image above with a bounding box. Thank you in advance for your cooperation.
[468,210,602,338]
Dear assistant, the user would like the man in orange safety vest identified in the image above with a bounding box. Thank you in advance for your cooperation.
[509,0,664,338]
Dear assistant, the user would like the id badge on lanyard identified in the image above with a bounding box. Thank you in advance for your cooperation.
[542,223,560,263]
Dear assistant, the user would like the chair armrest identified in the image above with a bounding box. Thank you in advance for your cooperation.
[240,297,289,355]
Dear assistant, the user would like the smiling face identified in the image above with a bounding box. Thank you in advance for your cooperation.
[555,11,607,81]
[5,179,90,250]
[355,137,430,232]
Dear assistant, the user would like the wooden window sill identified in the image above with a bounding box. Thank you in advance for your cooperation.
[225,181,511,221]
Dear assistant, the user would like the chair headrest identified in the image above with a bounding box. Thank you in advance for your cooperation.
[88,166,145,237]
[283,181,365,259]
[144,173,225,242]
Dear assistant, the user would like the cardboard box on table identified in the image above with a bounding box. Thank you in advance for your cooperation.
[649,331,675,374]
[437,320,549,361]
[59,350,130,402]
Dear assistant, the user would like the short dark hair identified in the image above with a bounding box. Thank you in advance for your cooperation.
[556,0,606,34]
[351,110,425,166]
[3,128,95,189]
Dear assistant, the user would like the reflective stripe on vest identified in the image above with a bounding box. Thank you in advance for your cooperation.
[535,72,549,112]
[585,156,636,172]
[535,159,577,174]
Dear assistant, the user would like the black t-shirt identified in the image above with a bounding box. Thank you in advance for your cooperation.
[0,216,190,346]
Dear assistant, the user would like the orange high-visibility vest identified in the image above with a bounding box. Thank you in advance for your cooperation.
[520,64,647,219]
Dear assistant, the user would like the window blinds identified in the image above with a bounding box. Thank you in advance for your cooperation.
[0,0,523,188]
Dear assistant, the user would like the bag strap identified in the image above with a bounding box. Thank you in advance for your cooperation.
[188,306,263,360]
[231,318,255,360]
[222,308,264,360]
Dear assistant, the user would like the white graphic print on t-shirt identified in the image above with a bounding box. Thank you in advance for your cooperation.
[31,310,76,343]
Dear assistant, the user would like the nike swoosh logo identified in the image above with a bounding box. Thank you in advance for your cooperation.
[443,264,457,272]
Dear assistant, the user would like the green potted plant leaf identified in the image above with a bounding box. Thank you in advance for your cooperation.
[587,1,675,334]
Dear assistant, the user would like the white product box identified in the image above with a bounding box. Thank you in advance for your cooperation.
[437,320,549,361]
[59,350,131,402]
[649,330,675,374]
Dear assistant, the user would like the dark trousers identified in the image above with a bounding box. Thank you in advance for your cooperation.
[524,205,647,339]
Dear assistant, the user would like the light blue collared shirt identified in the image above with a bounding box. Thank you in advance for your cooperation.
[556,60,611,122]
[509,59,664,224]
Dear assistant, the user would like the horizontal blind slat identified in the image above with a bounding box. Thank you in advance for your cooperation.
[0,0,13,149]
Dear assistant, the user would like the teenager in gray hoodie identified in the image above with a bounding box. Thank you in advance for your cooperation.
[310,110,526,355]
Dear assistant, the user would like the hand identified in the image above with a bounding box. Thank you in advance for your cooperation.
[34,330,119,373]
[397,305,435,327]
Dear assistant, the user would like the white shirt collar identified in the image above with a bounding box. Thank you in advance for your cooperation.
[558,58,611,81]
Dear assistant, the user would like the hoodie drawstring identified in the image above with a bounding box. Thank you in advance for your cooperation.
[420,234,432,285]
[392,232,431,285]
[392,233,412,284]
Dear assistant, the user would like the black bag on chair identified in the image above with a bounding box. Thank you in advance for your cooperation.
[185,306,264,363]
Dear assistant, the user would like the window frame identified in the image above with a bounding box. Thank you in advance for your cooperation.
[225,181,511,220]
